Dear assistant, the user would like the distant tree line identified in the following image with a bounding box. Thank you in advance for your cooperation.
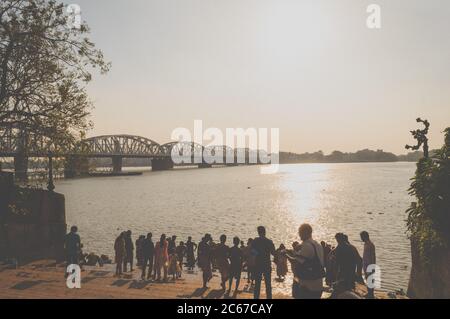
[279,149,433,164]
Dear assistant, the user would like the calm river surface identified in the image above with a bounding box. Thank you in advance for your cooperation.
[56,162,415,294]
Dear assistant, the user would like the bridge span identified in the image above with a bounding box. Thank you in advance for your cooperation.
[0,130,264,180]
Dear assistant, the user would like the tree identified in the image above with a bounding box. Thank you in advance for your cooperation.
[406,127,450,262]
[0,0,109,151]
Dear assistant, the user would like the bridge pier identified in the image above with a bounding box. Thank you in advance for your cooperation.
[14,153,28,182]
[198,163,212,169]
[112,156,123,173]
[151,158,174,171]
[64,155,89,178]
[226,163,238,167]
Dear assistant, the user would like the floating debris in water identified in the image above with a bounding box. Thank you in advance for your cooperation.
[367,212,373,215]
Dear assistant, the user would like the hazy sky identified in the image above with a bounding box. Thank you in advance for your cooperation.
[65,0,449,154]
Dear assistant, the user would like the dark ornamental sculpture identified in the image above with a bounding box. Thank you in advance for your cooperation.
[405,118,430,158]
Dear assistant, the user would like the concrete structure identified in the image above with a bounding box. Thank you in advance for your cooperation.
[0,172,66,263]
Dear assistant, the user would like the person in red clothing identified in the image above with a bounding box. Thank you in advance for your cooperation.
[154,234,169,281]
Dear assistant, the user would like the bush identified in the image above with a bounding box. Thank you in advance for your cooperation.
[406,128,450,264]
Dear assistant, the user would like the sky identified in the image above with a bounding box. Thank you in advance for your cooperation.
[63,0,450,154]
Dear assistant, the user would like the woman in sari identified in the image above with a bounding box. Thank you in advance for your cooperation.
[154,234,169,281]
[274,244,288,281]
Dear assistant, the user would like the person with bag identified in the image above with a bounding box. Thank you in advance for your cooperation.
[287,223,325,299]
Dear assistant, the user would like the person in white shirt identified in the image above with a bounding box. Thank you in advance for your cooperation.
[287,223,325,299]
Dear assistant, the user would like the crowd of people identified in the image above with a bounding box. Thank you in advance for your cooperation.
[65,224,377,299]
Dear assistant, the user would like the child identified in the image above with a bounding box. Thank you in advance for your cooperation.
[168,253,178,281]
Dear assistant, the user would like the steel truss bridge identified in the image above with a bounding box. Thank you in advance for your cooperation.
[0,129,267,179]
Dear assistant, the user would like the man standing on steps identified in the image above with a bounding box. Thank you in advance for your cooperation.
[123,230,134,272]
[141,232,155,280]
[360,231,376,299]
[65,226,81,268]
[198,234,213,288]
[334,232,358,292]
[252,226,275,299]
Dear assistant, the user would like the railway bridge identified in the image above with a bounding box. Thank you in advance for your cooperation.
[0,130,262,180]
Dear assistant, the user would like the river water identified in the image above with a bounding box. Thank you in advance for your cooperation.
[56,162,415,294]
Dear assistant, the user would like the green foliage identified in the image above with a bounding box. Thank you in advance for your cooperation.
[406,128,450,264]
[0,0,110,150]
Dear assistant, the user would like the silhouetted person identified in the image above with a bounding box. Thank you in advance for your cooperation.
[228,236,243,296]
[198,234,213,288]
[185,236,197,270]
[168,249,179,281]
[321,241,331,267]
[252,226,275,299]
[123,230,134,272]
[343,234,363,282]
[360,231,376,299]
[287,224,325,299]
[334,233,358,291]
[141,233,155,280]
[215,234,230,290]
[325,244,337,286]
[136,235,145,267]
[168,235,177,255]
[274,244,288,281]
[114,232,126,277]
[65,226,81,267]
[154,234,169,281]
[243,238,255,285]
[85,253,103,266]
[176,241,186,277]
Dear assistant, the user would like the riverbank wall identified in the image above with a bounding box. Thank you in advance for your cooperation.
[0,172,66,264]
[407,237,450,298]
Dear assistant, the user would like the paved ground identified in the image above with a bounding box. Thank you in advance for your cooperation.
[0,260,404,299]
[0,260,289,299]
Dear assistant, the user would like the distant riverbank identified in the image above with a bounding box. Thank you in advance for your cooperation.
[279,150,425,164]
[0,149,425,171]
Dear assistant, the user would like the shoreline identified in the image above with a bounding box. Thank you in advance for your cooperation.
[0,260,286,299]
